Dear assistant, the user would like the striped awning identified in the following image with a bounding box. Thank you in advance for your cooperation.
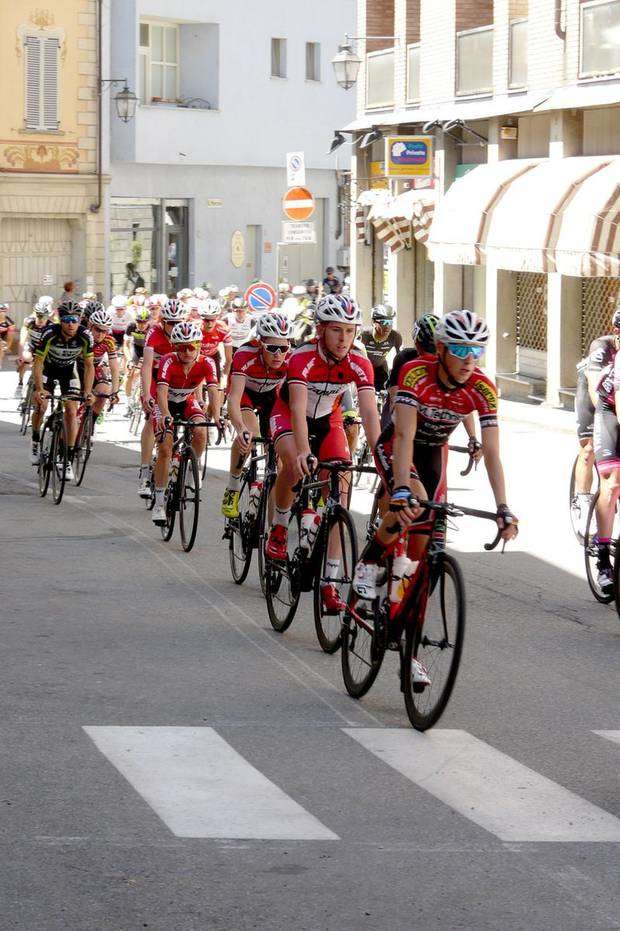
[427,155,620,277]
[361,188,436,253]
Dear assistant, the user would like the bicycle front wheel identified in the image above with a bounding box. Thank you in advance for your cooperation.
[160,484,176,542]
[51,419,68,505]
[229,475,253,584]
[265,510,302,633]
[256,471,274,595]
[38,418,53,497]
[179,448,200,552]
[20,382,34,436]
[74,408,93,487]
[402,553,465,731]
[584,493,614,604]
[341,596,385,697]
[313,506,357,654]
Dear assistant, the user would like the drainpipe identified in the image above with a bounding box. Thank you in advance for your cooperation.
[555,0,566,40]
[90,0,103,212]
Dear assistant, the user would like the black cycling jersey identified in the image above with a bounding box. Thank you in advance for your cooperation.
[389,347,421,388]
[360,327,403,372]
[35,323,93,368]
[22,316,49,352]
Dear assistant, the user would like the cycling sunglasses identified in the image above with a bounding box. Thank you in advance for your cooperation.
[375,318,392,326]
[446,343,485,360]
[262,343,289,354]
[60,315,80,324]
[177,342,201,352]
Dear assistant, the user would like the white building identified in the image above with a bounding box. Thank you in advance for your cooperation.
[108,0,355,296]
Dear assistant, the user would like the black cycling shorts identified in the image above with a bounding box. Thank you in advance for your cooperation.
[42,364,81,399]
[593,402,620,476]
[575,369,594,440]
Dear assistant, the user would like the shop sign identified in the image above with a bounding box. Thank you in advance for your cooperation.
[281,221,316,244]
[385,135,433,178]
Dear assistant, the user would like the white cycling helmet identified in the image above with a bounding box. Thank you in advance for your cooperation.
[278,282,290,293]
[193,287,208,300]
[38,295,54,308]
[292,285,307,297]
[176,287,193,301]
[90,308,114,329]
[82,291,97,301]
[257,313,292,340]
[34,301,52,317]
[111,294,127,309]
[198,299,221,320]
[170,320,203,344]
[315,294,361,326]
[435,310,489,347]
[161,298,185,322]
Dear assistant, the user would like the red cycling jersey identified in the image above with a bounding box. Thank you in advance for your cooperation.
[230,340,289,399]
[201,321,233,357]
[395,357,498,445]
[92,334,118,364]
[145,324,172,389]
[281,340,374,420]
[157,352,218,405]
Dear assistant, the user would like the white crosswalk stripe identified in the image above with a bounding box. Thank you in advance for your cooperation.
[84,726,339,841]
[345,728,620,843]
[594,730,620,749]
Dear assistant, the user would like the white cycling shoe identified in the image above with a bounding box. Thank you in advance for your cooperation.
[152,504,166,525]
[65,462,75,482]
[138,477,151,498]
[30,444,40,466]
[352,561,382,600]
[410,658,431,687]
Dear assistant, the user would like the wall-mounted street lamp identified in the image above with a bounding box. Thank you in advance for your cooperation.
[331,33,399,90]
[100,78,138,123]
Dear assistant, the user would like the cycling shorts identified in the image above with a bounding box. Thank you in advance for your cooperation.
[240,388,277,439]
[128,346,143,366]
[575,369,594,441]
[270,398,351,462]
[153,398,204,441]
[94,363,111,389]
[593,402,620,476]
[42,364,81,400]
[111,331,125,349]
[374,434,447,531]
[373,365,389,393]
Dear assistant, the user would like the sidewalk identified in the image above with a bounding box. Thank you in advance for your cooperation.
[500,398,576,435]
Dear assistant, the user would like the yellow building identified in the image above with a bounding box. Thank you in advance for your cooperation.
[0,1,108,323]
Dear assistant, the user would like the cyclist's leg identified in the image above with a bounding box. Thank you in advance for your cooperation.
[139,413,155,487]
[575,372,595,495]
[265,403,299,558]
[152,407,173,510]
[92,366,111,419]
[31,373,53,460]
[222,404,259,516]
[592,403,620,587]
[184,399,208,460]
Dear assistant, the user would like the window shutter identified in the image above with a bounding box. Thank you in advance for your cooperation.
[25,36,42,129]
[42,38,59,130]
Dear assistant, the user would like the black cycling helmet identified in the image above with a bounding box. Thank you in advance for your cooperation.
[57,300,82,320]
[412,313,440,354]
[81,299,104,321]
[371,304,395,323]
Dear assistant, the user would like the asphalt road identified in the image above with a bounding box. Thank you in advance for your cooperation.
[0,374,619,931]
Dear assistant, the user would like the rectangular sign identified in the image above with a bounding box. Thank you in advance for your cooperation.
[369,161,388,190]
[281,221,316,244]
[286,151,306,187]
[385,135,434,178]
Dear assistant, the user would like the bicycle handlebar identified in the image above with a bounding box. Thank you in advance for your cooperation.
[448,444,476,477]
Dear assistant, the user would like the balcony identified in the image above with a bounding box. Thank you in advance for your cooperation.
[407,43,420,102]
[580,0,620,78]
[366,48,394,109]
[456,26,493,97]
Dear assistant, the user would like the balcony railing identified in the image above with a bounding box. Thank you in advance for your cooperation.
[580,0,620,78]
[407,43,421,102]
[366,48,394,108]
[509,19,528,88]
[456,26,493,96]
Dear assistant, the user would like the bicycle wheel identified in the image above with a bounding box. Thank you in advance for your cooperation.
[229,475,254,584]
[37,418,53,497]
[51,419,68,506]
[265,509,302,633]
[584,493,614,603]
[74,408,93,487]
[256,470,274,596]
[353,442,367,487]
[179,448,200,552]
[313,506,357,654]
[19,382,34,436]
[341,595,386,698]
[160,482,176,542]
[402,554,465,731]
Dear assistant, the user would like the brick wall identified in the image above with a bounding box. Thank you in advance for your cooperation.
[406,0,421,42]
[509,0,528,18]
[456,0,493,32]
[366,0,395,51]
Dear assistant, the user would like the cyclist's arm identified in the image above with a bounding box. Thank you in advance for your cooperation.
[18,324,29,354]
[206,384,220,421]
[289,382,311,457]
[227,374,247,435]
[141,346,154,396]
[109,355,120,394]
[82,356,95,397]
[480,426,509,506]
[463,412,478,443]
[123,335,133,362]
[33,355,45,394]
[223,344,233,377]
[358,389,381,449]
[586,370,601,408]
[157,382,171,420]
[392,402,418,490]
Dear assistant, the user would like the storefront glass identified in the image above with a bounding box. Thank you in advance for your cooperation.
[110,197,189,296]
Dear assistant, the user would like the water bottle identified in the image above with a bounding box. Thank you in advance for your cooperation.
[248,480,263,518]
[169,449,181,486]
[299,507,321,555]
[390,536,417,605]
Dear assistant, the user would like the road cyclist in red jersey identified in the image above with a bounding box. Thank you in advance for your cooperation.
[85,307,121,424]
[137,297,185,497]
[221,312,292,519]
[266,293,381,614]
[151,320,220,526]
[352,310,518,680]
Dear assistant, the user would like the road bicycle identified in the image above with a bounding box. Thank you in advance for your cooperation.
[225,436,276,592]
[583,490,619,606]
[37,391,83,506]
[341,499,504,731]
[152,418,209,552]
[264,460,357,654]
[569,452,599,545]
[18,379,35,436]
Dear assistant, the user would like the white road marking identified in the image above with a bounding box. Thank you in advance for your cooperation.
[84,726,339,841]
[594,730,620,749]
[345,728,620,842]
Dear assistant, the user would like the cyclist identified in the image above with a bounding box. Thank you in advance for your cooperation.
[223,298,255,349]
[109,295,134,354]
[151,320,220,525]
[590,329,620,591]
[79,298,106,326]
[86,308,121,422]
[572,313,620,541]
[266,294,380,611]
[353,309,518,604]
[360,305,403,393]
[31,301,95,479]
[138,298,185,496]
[0,303,16,370]
[124,307,152,401]
[15,302,53,397]
[221,312,291,518]
[199,299,233,383]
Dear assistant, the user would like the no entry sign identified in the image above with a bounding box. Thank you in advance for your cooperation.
[282,186,315,221]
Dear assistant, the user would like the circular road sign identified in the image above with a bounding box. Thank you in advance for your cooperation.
[282,186,315,221]
[244,282,277,313]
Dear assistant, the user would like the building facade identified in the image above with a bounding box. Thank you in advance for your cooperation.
[0,1,110,323]
[108,0,355,296]
[349,0,620,406]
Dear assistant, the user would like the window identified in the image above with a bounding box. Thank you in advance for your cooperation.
[581,0,620,77]
[271,37,287,78]
[139,21,179,103]
[366,49,395,108]
[509,19,528,87]
[306,42,321,81]
[407,43,421,101]
[24,35,59,130]
[456,26,493,96]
